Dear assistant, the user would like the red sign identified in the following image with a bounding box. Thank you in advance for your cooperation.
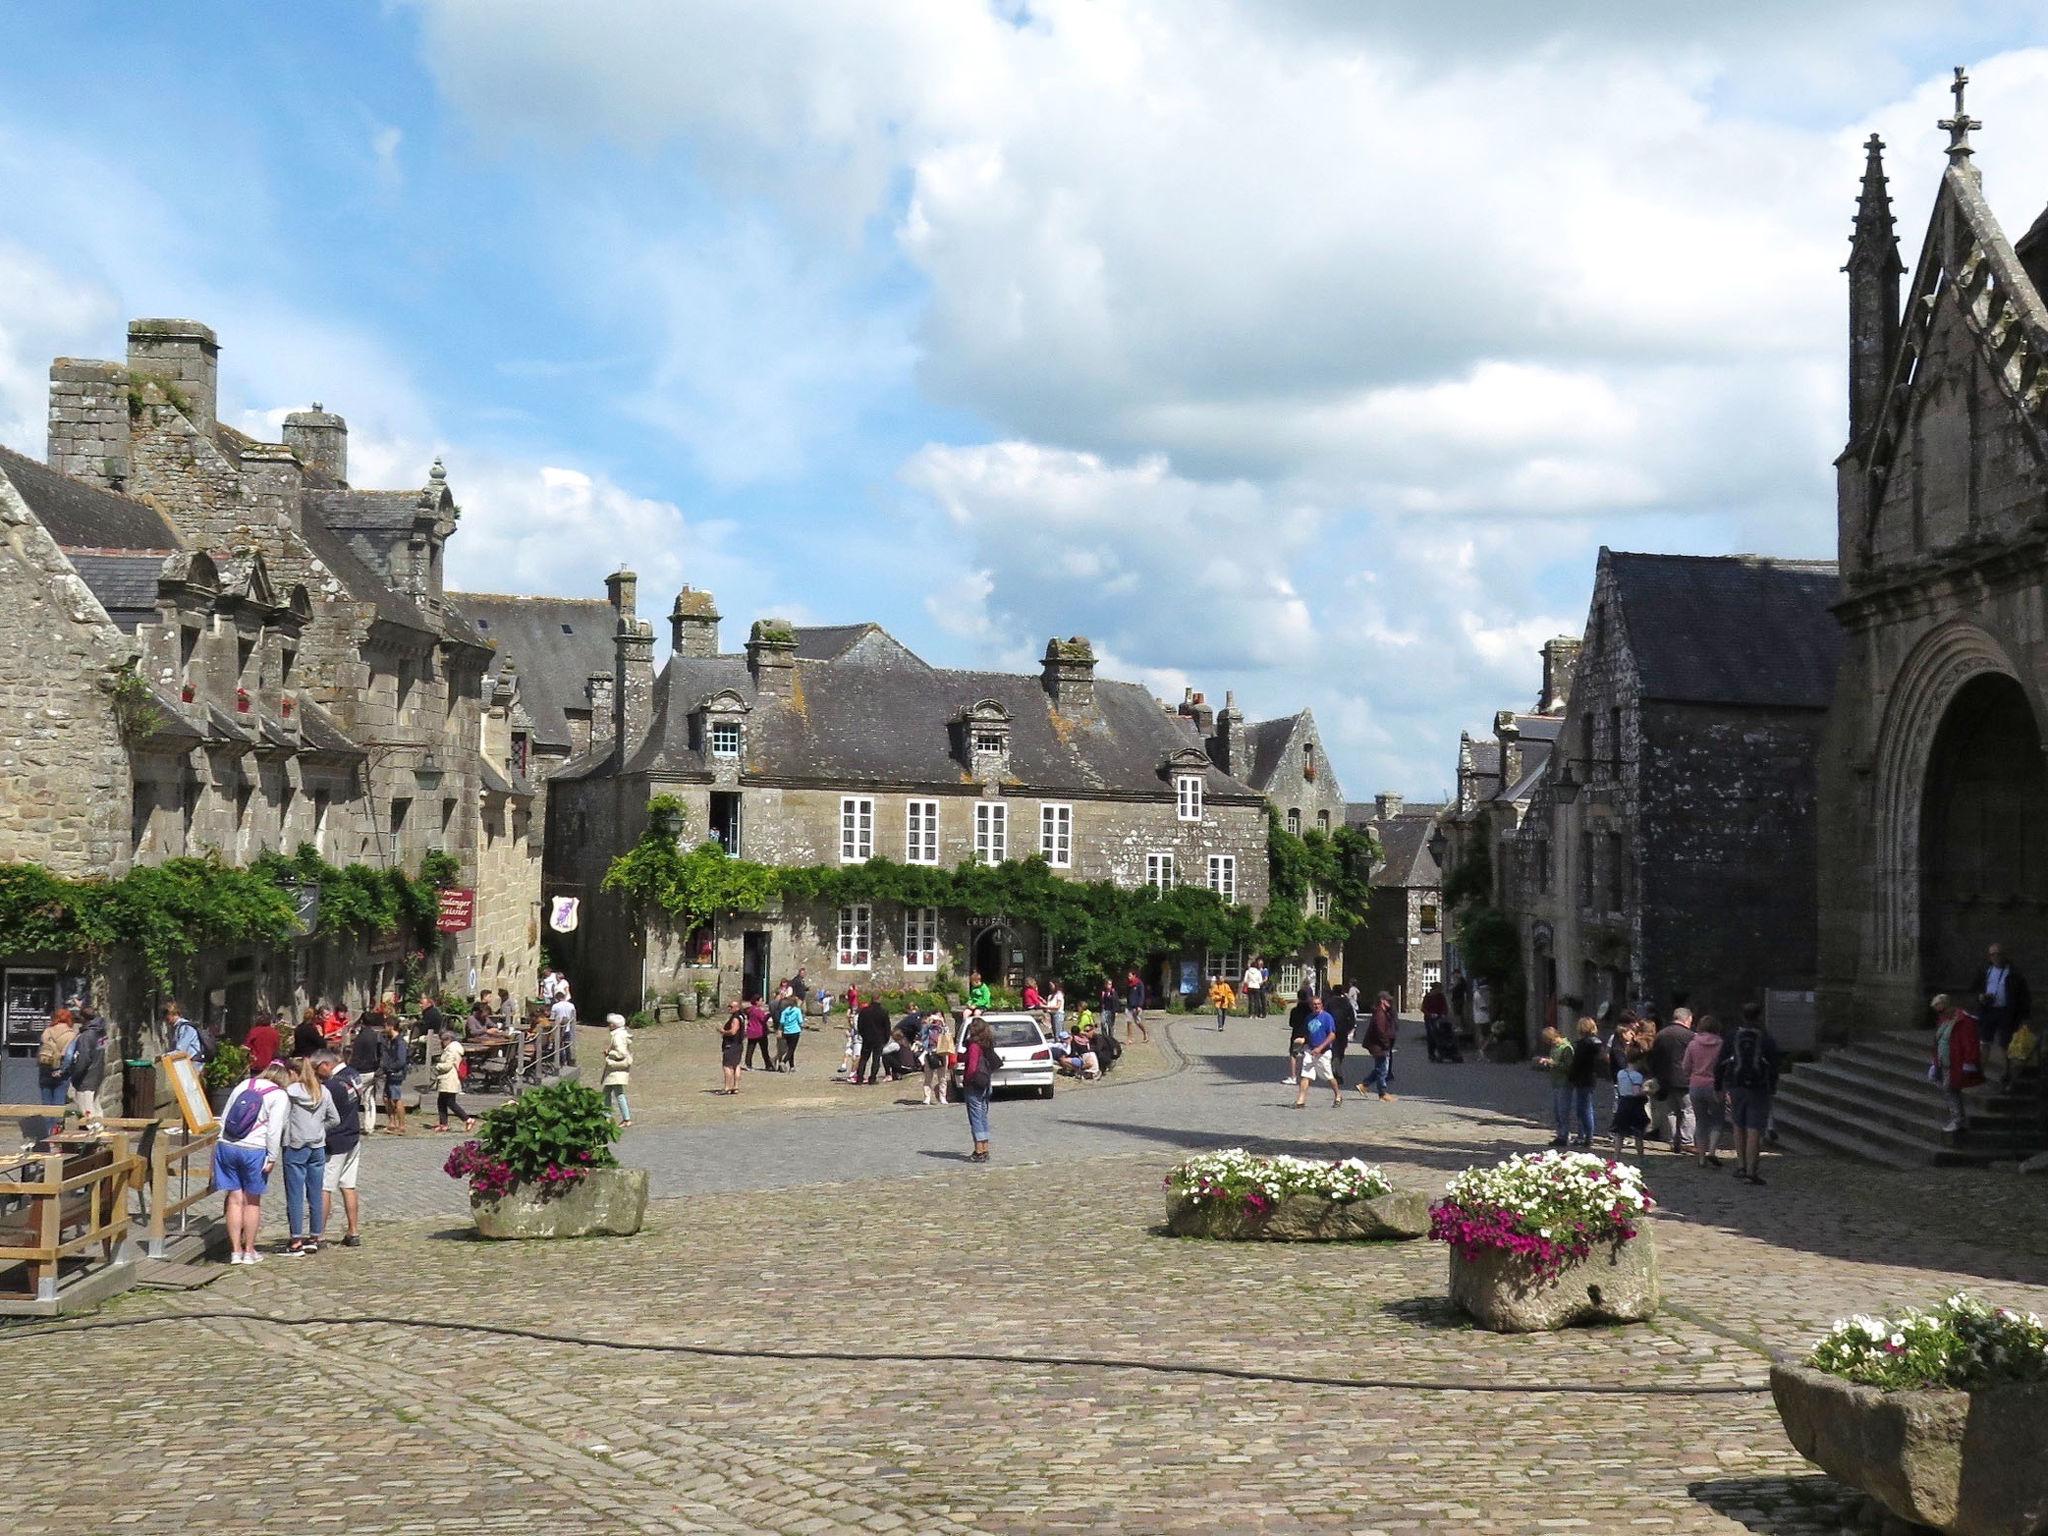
[436,887,476,934]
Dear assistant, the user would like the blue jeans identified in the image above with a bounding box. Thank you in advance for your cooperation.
[964,1090,991,1144]
[1569,1085,1596,1144]
[606,1085,631,1122]
[1365,1050,1393,1095]
[1551,1084,1572,1143]
[283,1144,327,1238]
[37,1076,69,1107]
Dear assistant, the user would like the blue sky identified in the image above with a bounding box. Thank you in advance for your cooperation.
[5,3,2048,801]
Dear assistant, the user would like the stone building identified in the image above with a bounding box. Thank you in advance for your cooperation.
[1344,793,1444,1011]
[1820,97,2048,1034]
[543,584,1273,1016]
[0,319,530,1082]
[1504,550,1839,1040]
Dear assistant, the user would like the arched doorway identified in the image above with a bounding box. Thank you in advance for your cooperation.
[971,923,1009,990]
[1919,673,2048,995]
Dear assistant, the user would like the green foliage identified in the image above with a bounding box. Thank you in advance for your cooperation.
[1456,904,1521,989]
[476,1080,619,1186]
[202,1040,251,1092]
[1441,847,1491,910]
[110,667,165,743]
[626,1010,656,1030]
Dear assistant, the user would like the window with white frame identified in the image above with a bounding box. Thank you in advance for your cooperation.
[1313,887,1331,918]
[1176,773,1203,822]
[839,796,874,863]
[709,719,742,758]
[904,906,939,970]
[972,727,1007,758]
[1205,945,1244,983]
[1146,851,1175,890]
[1422,960,1443,992]
[974,801,1007,864]
[836,904,872,969]
[1039,802,1072,868]
[905,798,939,864]
[1206,854,1236,903]
[1286,807,1301,836]
[1275,962,1304,996]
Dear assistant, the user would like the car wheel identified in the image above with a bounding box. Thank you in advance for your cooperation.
[1037,1083,1055,1099]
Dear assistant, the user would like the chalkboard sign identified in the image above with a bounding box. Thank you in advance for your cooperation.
[161,1050,216,1135]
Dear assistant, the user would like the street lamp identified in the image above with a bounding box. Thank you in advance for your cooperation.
[1551,758,1581,805]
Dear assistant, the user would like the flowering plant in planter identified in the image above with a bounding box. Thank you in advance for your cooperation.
[1166,1149,1391,1215]
[1430,1150,1653,1282]
[1807,1292,2048,1392]
[443,1079,618,1202]
[235,686,251,713]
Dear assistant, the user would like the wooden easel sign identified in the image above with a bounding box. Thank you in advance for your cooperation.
[160,1051,216,1135]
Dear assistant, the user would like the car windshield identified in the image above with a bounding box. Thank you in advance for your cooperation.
[987,1020,1042,1048]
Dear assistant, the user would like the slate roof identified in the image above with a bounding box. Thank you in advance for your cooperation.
[1364,811,1444,890]
[304,489,422,534]
[296,696,364,758]
[603,630,1264,799]
[1499,738,1555,803]
[1239,715,1302,791]
[1604,550,1841,709]
[296,510,440,640]
[445,592,618,752]
[0,444,179,552]
[66,552,167,632]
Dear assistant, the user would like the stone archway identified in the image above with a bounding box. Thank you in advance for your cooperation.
[1870,620,2038,996]
[1919,672,2048,995]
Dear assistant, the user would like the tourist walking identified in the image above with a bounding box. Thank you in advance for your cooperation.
[1648,1008,1697,1153]
[1242,958,1266,1019]
[1535,1023,1573,1146]
[1207,974,1234,1030]
[718,1001,745,1094]
[1611,1045,1650,1157]
[1974,943,2031,1087]
[1566,1017,1602,1148]
[1285,992,1310,1084]
[1294,995,1342,1109]
[281,1057,339,1254]
[1125,970,1150,1043]
[431,1031,477,1133]
[214,1061,289,1264]
[920,1010,955,1105]
[776,993,804,1071]
[744,996,775,1072]
[1718,1002,1783,1184]
[601,1012,634,1127]
[1927,993,1983,1138]
[67,1008,108,1122]
[34,1006,77,1109]
[1327,983,1357,1084]
[961,1015,997,1162]
[1362,992,1397,1100]
[378,1014,410,1134]
[855,994,893,1085]
[314,1050,365,1247]
[1421,982,1454,1062]
[548,985,578,1067]
[1683,1014,1729,1168]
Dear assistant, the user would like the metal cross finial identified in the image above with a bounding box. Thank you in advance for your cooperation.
[1939,65,1980,162]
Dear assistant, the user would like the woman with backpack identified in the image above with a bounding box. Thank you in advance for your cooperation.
[281,1056,340,1255]
[919,1009,956,1106]
[961,1014,998,1163]
[213,1062,291,1265]
[34,1007,77,1108]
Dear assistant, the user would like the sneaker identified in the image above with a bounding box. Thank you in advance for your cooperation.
[1379,1092,1396,1102]
[229,1252,247,1266]
[342,1234,361,1248]
[1941,1118,1962,1134]
[243,1251,266,1265]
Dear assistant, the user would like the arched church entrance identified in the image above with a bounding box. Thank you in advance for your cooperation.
[1919,672,2048,996]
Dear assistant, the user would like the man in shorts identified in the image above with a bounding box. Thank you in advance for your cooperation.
[1294,995,1342,1108]
[315,1051,366,1246]
[1715,1002,1782,1187]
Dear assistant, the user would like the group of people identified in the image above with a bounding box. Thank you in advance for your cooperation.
[1927,942,2035,1134]
[1534,1003,1782,1184]
[31,998,111,1119]
[1283,984,1401,1107]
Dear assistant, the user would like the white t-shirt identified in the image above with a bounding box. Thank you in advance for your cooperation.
[549,998,576,1028]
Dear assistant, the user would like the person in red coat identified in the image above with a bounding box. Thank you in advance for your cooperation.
[1931,993,1984,1136]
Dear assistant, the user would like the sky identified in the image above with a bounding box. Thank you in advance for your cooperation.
[6,3,2048,803]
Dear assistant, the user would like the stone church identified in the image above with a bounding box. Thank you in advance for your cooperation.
[1820,79,2048,1034]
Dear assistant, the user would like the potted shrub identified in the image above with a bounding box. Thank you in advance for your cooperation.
[443,1080,646,1239]
[1773,1293,2048,1535]
[1430,1150,1658,1331]
[1164,1149,1428,1241]
[693,977,716,1018]
[200,1041,252,1113]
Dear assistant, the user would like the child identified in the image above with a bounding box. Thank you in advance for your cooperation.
[1612,1047,1650,1158]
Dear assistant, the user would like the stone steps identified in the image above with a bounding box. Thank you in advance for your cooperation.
[1770,1030,2048,1168]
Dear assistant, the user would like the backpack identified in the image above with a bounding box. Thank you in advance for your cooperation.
[35,1027,72,1071]
[963,1039,998,1093]
[221,1081,273,1141]
[1728,1028,1771,1091]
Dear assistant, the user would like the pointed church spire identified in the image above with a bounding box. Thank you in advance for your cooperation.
[1844,133,1904,451]
[1938,65,1981,165]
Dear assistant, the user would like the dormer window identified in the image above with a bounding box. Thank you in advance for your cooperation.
[694,688,753,765]
[1176,773,1204,822]
[710,720,742,759]
[972,728,1006,757]
[958,699,1012,776]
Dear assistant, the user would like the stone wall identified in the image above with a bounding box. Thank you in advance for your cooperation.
[1345,885,1443,1014]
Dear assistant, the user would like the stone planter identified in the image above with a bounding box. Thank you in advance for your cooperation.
[1166,1190,1431,1242]
[1771,1361,2048,1535]
[471,1167,649,1240]
[1447,1226,1659,1332]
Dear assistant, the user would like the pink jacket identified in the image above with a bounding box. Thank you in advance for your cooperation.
[1680,1033,1722,1091]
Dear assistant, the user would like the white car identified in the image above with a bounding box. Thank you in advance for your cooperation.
[953,1011,1057,1099]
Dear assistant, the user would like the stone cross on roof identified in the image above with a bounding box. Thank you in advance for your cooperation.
[1939,65,1980,163]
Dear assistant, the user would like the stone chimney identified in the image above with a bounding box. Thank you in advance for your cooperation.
[606,569,653,753]
[1181,689,1216,735]
[746,618,798,699]
[670,586,721,658]
[1041,636,1097,715]
[283,404,348,484]
[126,319,219,437]
[47,359,131,491]
[605,566,638,627]
[1209,689,1243,775]
[1494,710,1523,790]
[1538,636,1582,714]
[586,671,615,753]
[1375,791,1404,821]
[236,442,305,534]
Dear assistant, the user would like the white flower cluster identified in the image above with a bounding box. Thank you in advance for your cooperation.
[1811,1292,2048,1390]
[1169,1148,1392,1205]
[1440,1149,1653,1228]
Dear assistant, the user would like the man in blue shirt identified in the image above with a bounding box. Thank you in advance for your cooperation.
[1293,996,1342,1108]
